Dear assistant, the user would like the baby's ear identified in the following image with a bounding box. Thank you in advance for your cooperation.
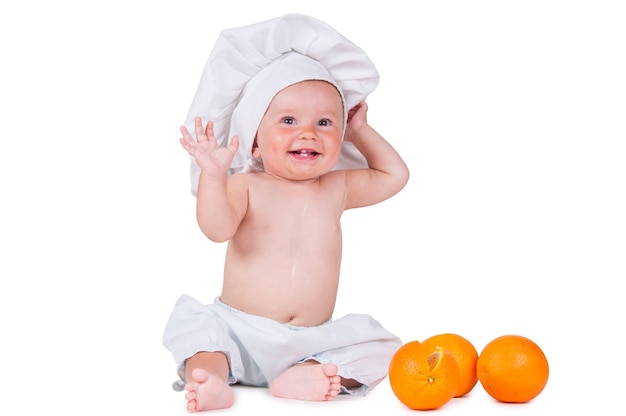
[251,138,261,158]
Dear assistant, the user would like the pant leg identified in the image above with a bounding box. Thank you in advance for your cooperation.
[162,294,266,387]
[302,314,402,396]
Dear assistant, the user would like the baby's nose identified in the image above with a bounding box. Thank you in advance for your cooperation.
[299,124,318,140]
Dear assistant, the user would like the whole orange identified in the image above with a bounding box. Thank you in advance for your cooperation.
[421,333,478,397]
[388,340,460,410]
[476,335,549,403]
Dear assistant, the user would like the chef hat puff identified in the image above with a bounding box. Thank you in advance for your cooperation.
[184,13,379,196]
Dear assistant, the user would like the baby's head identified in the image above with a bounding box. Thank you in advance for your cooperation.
[230,53,347,174]
[251,79,345,180]
[184,14,379,195]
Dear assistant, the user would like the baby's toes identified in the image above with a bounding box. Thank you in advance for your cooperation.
[187,400,199,413]
[185,389,197,401]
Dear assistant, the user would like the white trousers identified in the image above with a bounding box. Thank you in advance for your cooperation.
[163,294,402,395]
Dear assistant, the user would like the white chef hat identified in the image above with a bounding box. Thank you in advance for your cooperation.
[184,13,379,196]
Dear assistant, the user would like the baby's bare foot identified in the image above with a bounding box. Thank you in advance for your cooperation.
[184,368,234,412]
[269,362,341,401]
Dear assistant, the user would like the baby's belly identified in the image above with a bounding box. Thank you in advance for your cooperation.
[220,282,337,327]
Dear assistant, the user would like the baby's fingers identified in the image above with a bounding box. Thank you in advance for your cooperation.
[204,120,216,140]
[227,135,239,154]
[179,126,195,150]
[192,117,207,142]
[179,136,193,154]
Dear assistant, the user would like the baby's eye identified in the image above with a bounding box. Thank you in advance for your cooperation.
[282,117,294,125]
[318,119,330,126]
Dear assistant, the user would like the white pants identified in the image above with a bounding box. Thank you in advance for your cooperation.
[163,294,402,395]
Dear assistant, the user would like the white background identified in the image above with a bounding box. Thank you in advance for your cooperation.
[1,1,624,414]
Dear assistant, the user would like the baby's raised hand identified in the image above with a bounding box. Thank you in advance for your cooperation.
[345,101,368,142]
[179,117,239,176]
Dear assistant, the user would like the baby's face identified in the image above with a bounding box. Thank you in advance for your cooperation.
[253,80,344,181]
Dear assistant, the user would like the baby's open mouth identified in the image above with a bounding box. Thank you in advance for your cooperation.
[289,150,319,156]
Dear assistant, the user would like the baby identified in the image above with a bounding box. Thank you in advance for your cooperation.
[163,14,409,413]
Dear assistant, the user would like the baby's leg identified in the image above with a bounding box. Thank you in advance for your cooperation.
[269,361,342,401]
[183,351,234,412]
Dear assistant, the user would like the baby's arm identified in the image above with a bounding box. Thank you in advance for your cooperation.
[343,102,410,209]
[179,117,247,242]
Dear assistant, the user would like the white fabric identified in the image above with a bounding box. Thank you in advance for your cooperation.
[162,295,402,395]
[183,14,379,196]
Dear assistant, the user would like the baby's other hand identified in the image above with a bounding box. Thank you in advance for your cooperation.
[179,117,239,176]
[345,101,368,142]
